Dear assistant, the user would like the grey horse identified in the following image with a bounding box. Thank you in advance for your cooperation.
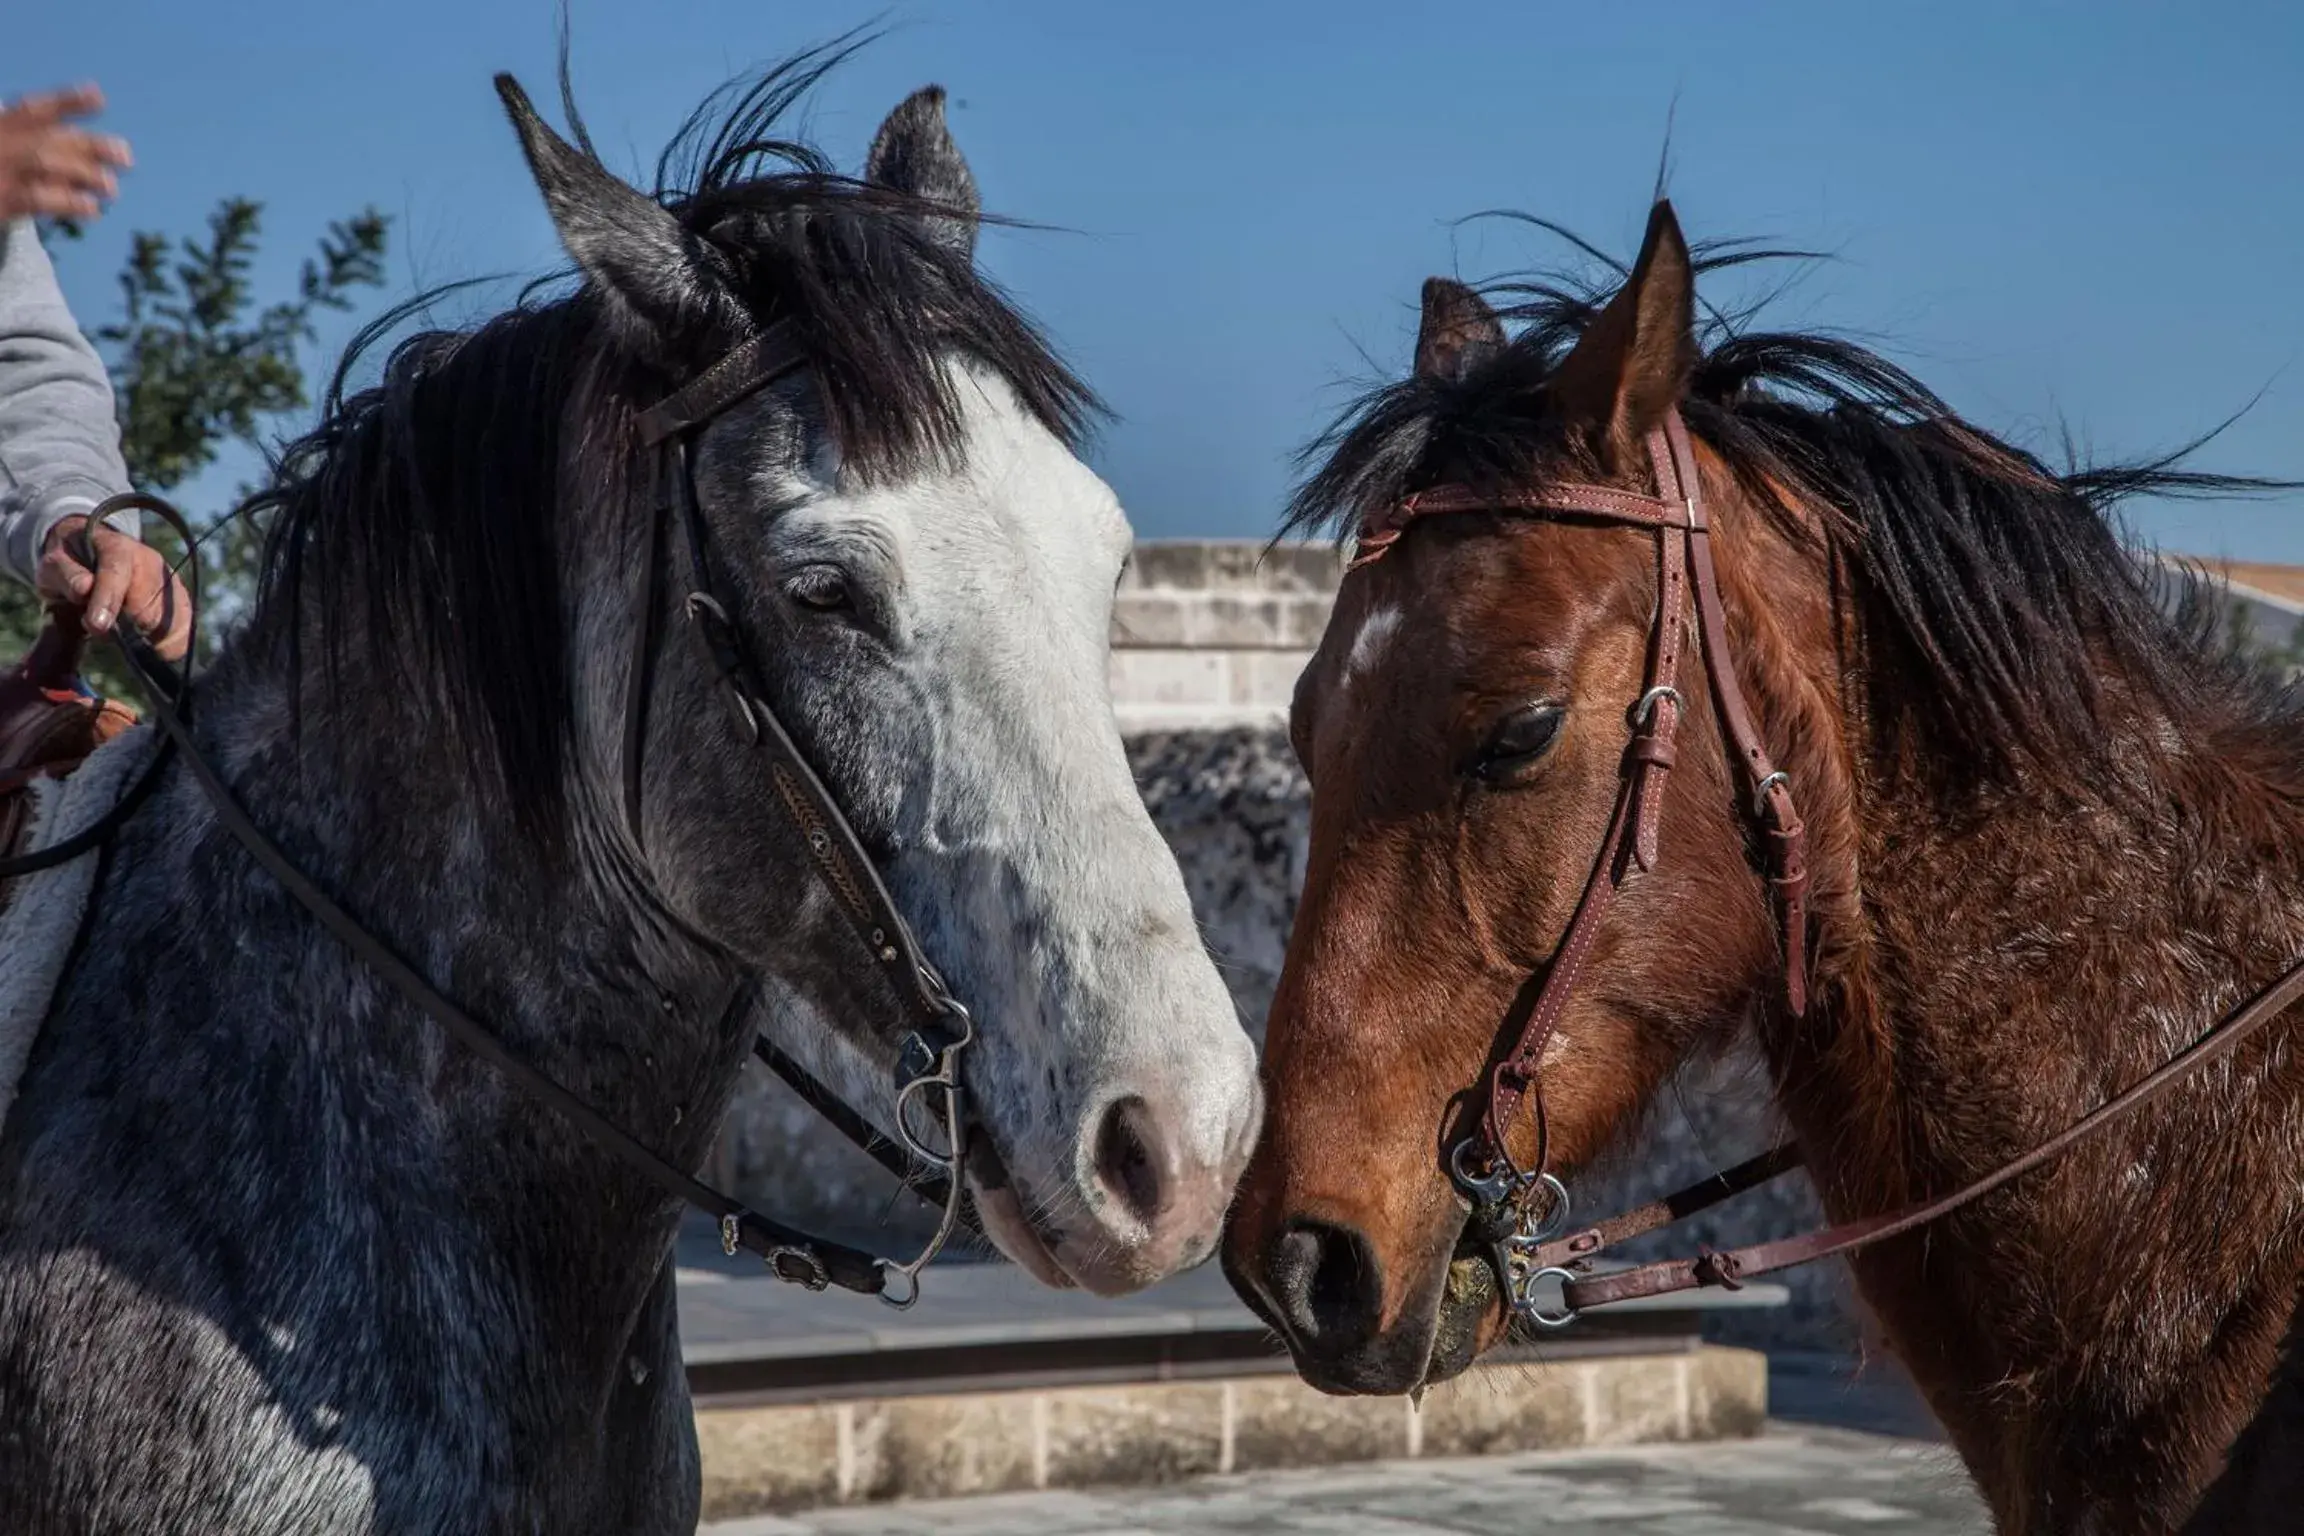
[0,53,1260,1534]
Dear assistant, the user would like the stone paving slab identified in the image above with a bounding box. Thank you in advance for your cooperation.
[705,1427,1990,1535]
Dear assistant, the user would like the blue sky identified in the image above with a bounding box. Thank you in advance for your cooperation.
[17,1,2304,555]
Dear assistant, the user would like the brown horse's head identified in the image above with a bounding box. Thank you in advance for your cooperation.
[1224,203,1840,1395]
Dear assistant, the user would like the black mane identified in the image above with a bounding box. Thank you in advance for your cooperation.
[239,44,1098,840]
[1286,242,2288,784]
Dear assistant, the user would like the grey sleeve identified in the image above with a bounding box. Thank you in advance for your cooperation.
[0,218,136,591]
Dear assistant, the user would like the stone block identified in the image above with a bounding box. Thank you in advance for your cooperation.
[1119,541,1345,595]
[1278,595,1338,648]
[1204,543,1269,590]
[1124,543,1210,591]
[1228,1375,1409,1471]
[1588,1352,1691,1446]
[848,1391,1040,1501]
[1109,650,1230,707]
[1260,542,1351,593]
[1183,595,1282,648]
[1112,591,1193,647]
[1687,1345,1769,1440]
[694,1404,842,1519]
[1229,650,1315,706]
[1041,1383,1227,1486]
[1416,1359,1592,1457]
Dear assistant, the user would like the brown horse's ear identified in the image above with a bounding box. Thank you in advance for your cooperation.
[1549,200,1696,462]
[1413,278,1504,382]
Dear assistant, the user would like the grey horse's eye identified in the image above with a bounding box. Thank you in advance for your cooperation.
[785,565,851,613]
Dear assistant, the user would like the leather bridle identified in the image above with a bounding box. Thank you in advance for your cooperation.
[1354,407,2304,1330]
[32,317,982,1309]
[622,320,979,1304]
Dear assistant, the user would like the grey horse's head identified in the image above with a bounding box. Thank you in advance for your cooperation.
[483,72,1259,1294]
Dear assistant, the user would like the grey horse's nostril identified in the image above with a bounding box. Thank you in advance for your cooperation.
[1091,1095,1170,1225]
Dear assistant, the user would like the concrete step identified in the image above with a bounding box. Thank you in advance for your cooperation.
[695,1345,1769,1518]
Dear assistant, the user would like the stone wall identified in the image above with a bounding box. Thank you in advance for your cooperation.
[710,543,1853,1350]
[1108,541,1344,733]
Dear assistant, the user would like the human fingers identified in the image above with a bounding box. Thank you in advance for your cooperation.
[82,529,138,636]
[118,543,193,660]
[33,517,96,606]
[2,85,106,130]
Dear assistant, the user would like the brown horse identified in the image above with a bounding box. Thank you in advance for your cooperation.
[1222,199,2304,1531]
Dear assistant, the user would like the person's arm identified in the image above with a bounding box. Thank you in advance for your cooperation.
[0,84,188,660]
[0,215,134,591]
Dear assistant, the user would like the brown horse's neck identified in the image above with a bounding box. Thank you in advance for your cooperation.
[1735,521,2304,1528]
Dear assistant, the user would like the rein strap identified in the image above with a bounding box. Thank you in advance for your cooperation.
[1560,945,2304,1310]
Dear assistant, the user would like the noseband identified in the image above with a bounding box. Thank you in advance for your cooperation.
[37,318,981,1309]
[1355,407,2304,1331]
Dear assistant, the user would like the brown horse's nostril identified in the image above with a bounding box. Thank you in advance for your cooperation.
[1090,1095,1171,1225]
[1265,1218,1383,1353]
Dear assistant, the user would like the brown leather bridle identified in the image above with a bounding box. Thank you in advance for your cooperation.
[1354,407,2304,1329]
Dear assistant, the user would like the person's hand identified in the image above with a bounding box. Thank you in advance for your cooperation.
[0,84,132,224]
[37,515,193,662]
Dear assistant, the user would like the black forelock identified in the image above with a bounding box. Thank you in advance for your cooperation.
[1285,234,2293,788]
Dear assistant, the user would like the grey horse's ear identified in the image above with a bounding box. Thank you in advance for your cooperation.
[495,72,707,334]
[864,86,979,259]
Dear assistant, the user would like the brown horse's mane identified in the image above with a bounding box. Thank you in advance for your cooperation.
[1284,243,2298,795]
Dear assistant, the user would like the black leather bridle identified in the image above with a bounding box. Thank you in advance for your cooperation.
[38,318,980,1308]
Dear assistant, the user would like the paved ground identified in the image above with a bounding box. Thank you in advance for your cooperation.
[707,1425,1990,1535]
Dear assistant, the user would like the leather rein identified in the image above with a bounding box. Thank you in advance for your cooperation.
[10,318,979,1309]
[1354,408,2304,1328]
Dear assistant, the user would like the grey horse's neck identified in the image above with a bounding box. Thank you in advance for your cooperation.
[67,638,746,1357]
[0,615,783,1527]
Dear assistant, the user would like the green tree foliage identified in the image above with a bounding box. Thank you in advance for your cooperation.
[1,200,389,679]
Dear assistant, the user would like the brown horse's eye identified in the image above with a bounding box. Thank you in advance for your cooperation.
[1469,703,1564,785]
[785,565,851,612]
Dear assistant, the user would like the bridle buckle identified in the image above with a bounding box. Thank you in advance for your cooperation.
[1751,769,1792,818]
[1631,684,1681,729]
